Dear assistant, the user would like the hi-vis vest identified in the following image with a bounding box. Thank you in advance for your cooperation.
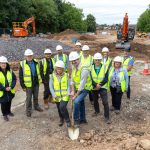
[122,56,133,76]
[20,60,42,87]
[102,57,112,73]
[51,73,69,102]
[108,68,126,92]
[72,65,92,91]
[0,70,15,97]
[55,54,67,64]
[81,55,93,69]
[42,58,54,76]
[91,65,108,89]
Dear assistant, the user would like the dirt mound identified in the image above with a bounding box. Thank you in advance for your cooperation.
[79,34,96,41]
[58,29,79,36]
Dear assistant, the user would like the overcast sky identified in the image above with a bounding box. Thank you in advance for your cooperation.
[66,0,150,25]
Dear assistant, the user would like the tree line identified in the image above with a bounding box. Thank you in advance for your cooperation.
[0,0,96,33]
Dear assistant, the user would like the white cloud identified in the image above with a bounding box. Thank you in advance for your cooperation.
[66,0,150,24]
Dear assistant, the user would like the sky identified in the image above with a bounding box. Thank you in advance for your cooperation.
[66,0,150,25]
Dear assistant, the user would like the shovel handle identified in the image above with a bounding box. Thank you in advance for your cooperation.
[71,98,74,127]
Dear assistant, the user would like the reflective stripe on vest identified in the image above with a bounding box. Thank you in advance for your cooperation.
[42,58,54,76]
[20,60,42,87]
[72,65,92,91]
[91,65,108,89]
[123,57,133,76]
[51,73,69,102]
[102,57,112,73]
[81,55,93,69]
[108,68,126,92]
[0,71,15,97]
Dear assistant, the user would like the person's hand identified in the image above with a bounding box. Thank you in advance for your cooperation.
[69,91,75,96]
[72,93,78,100]
[6,87,11,91]
[96,84,101,90]
[23,88,26,92]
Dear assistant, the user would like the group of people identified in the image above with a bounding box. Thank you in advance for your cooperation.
[0,42,134,128]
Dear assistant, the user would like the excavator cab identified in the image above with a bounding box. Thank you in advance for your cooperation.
[12,17,36,37]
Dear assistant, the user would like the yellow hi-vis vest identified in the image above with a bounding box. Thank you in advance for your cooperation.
[122,56,133,76]
[108,68,126,92]
[81,55,93,69]
[91,65,108,89]
[51,73,69,102]
[102,57,112,73]
[42,58,54,76]
[72,65,92,91]
[0,70,15,97]
[20,60,42,88]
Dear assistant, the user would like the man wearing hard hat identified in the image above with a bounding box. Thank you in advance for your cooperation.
[90,53,110,124]
[69,51,92,127]
[50,60,71,127]
[75,42,82,55]
[40,49,54,109]
[0,56,16,121]
[80,45,94,105]
[19,49,43,117]
[54,45,68,72]
[102,47,112,73]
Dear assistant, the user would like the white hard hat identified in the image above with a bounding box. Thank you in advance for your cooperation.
[114,56,122,63]
[55,60,65,68]
[0,56,8,63]
[82,45,90,51]
[24,49,34,56]
[102,47,109,53]
[56,45,63,51]
[44,49,52,54]
[69,51,80,61]
[75,42,81,46]
[94,53,103,60]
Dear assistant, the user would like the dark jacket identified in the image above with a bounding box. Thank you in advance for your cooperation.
[0,64,16,103]
[40,58,54,84]
[19,59,39,89]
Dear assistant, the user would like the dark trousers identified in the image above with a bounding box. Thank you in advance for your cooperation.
[89,91,93,102]
[110,86,123,110]
[127,76,130,99]
[56,101,70,123]
[43,82,51,100]
[1,100,12,116]
[26,85,39,113]
[91,89,109,119]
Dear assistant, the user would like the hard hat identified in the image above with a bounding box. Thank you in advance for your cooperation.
[0,56,8,63]
[44,49,52,54]
[114,56,122,63]
[55,60,65,68]
[94,53,103,60]
[69,51,80,61]
[56,45,63,51]
[82,45,90,51]
[24,49,34,56]
[102,47,109,53]
[75,42,81,46]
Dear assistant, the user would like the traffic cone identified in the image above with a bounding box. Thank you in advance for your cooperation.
[141,58,150,75]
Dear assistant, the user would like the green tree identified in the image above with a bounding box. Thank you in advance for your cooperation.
[137,5,150,32]
[86,14,96,32]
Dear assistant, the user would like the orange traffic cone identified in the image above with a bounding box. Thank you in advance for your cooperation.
[141,58,150,75]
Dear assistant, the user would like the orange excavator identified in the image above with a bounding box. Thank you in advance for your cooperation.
[116,13,135,49]
[12,16,36,37]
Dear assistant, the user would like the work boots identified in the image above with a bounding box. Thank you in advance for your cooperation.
[44,99,49,109]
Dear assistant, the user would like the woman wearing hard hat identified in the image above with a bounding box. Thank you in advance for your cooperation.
[108,56,128,114]
[90,53,110,124]
[49,60,71,127]
[0,56,16,121]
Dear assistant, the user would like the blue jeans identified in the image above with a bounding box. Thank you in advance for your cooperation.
[74,90,89,121]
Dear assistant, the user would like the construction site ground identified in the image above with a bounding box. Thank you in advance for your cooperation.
[0,30,150,150]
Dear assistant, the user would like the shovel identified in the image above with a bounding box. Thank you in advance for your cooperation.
[68,99,79,140]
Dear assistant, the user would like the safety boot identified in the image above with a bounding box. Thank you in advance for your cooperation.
[44,99,49,109]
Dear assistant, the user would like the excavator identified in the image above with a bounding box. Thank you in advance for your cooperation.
[12,16,36,37]
[115,13,135,49]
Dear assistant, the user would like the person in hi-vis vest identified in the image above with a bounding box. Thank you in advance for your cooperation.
[0,56,16,121]
[19,49,43,117]
[40,49,54,109]
[50,60,71,127]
